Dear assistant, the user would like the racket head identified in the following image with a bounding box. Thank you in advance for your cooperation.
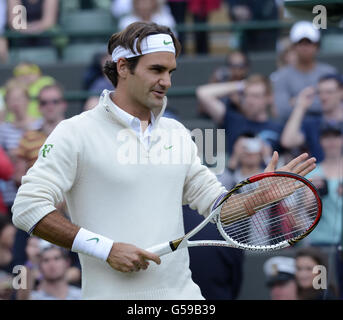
[215,171,322,251]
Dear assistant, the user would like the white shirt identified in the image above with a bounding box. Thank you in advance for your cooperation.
[104,93,155,149]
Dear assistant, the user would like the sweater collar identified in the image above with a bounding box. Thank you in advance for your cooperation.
[99,89,167,128]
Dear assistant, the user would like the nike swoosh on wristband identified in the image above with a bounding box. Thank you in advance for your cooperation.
[164,145,173,150]
[163,40,173,45]
[86,237,99,243]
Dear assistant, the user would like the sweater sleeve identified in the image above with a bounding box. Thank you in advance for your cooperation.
[12,120,81,233]
[182,128,226,218]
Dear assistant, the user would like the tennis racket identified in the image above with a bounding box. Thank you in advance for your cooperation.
[147,171,322,256]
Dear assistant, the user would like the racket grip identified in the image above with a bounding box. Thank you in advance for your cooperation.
[146,242,173,257]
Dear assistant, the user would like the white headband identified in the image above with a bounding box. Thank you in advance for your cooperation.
[111,34,175,62]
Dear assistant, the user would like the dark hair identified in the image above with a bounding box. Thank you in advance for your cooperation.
[103,22,181,88]
[318,73,343,88]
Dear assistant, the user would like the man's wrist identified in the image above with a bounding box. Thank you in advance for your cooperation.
[71,228,114,262]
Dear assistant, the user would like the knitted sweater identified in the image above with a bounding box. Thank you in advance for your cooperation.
[12,90,226,299]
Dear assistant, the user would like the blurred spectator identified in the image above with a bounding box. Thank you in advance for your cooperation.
[209,50,250,83]
[13,83,67,185]
[0,146,14,215]
[82,52,113,94]
[0,216,16,273]
[7,0,59,47]
[111,0,133,19]
[167,0,187,53]
[0,62,56,122]
[295,246,337,300]
[187,0,221,54]
[118,0,177,36]
[0,0,8,63]
[83,96,100,111]
[196,74,282,155]
[0,80,41,212]
[272,21,337,122]
[183,205,244,299]
[217,133,271,189]
[281,74,343,162]
[263,256,297,300]
[305,123,343,246]
[275,37,297,70]
[17,244,81,300]
[226,0,280,52]
[200,50,249,115]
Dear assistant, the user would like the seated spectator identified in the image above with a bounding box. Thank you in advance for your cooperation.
[0,146,14,215]
[1,62,56,122]
[196,74,282,155]
[217,133,271,189]
[272,21,337,122]
[17,244,81,300]
[305,123,343,246]
[263,256,297,300]
[0,0,8,63]
[295,246,337,300]
[13,83,66,184]
[209,50,250,84]
[118,0,177,36]
[0,81,41,211]
[281,74,343,162]
[201,50,249,115]
[82,52,113,94]
[7,0,59,47]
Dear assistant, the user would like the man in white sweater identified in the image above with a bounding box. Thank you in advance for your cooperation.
[12,22,316,299]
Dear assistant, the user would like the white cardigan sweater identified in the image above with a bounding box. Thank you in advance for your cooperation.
[12,90,226,300]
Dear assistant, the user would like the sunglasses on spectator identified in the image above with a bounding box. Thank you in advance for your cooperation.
[39,98,63,106]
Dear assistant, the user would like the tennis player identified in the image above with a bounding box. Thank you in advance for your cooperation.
[12,22,316,300]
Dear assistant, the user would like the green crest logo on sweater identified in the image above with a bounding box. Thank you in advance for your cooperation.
[42,144,53,158]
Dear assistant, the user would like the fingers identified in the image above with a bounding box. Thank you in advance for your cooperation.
[295,157,316,176]
[264,151,279,173]
[107,243,161,273]
[283,153,309,171]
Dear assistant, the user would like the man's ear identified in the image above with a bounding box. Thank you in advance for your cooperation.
[116,58,128,79]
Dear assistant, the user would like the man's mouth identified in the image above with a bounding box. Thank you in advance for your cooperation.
[152,90,166,99]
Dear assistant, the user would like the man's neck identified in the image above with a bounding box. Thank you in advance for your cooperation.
[39,279,69,299]
[110,91,151,122]
[295,59,315,72]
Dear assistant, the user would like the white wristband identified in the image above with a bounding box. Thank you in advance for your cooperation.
[71,228,114,262]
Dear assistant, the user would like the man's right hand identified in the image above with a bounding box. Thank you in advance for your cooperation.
[107,243,161,273]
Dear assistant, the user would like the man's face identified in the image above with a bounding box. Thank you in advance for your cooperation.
[5,88,29,115]
[39,88,66,123]
[318,79,342,112]
[228,53,248,80]
[242,83,270,118]
[125,51,177,111]
[39,248,69,282]
[294,38,318,63]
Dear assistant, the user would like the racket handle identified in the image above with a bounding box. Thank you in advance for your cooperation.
[146,242,174,257]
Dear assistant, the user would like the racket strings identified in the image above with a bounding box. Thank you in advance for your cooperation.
[219,176,318,247]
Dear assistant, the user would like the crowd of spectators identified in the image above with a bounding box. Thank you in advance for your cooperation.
[0,0,342,301]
